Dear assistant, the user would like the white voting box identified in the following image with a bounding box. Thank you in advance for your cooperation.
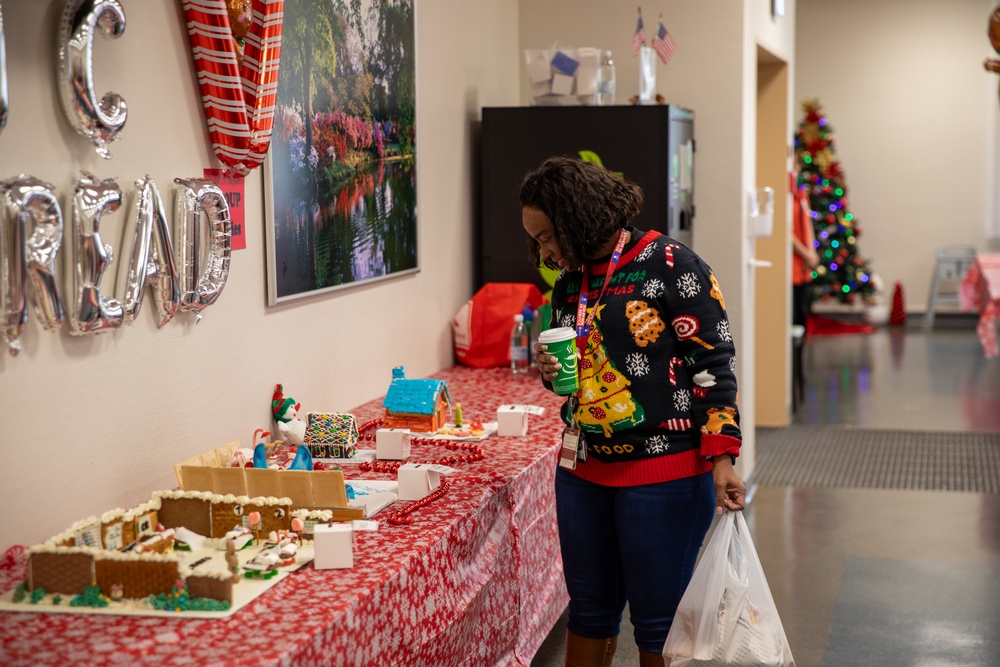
[397,463,441,501]
[313,523,354,569]
[497,405,529,437]
[376,428,411,460]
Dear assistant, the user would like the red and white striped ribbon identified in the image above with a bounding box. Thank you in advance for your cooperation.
[183,0,284,176]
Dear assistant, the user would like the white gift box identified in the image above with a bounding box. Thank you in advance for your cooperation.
[397,463,441,501]
[551,73,574,96]
[313,523,353,569]
[376,428,411,461]
[497,405,529,437]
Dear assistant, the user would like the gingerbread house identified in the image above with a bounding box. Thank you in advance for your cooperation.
[382,366,452,432]
[24,490,299,606]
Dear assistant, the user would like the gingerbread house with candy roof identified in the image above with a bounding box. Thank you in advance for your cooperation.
[382,366,452,433]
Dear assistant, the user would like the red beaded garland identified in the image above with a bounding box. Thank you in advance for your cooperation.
[355,416,484,524]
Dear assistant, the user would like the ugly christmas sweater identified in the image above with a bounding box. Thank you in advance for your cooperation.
[549,228,741,487]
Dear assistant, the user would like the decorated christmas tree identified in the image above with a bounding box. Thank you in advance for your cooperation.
[794,99,876,305]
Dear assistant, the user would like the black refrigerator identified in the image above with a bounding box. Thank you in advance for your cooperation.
[478,105,695,292]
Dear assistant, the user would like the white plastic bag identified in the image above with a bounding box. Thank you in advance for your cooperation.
[662,511,795,667]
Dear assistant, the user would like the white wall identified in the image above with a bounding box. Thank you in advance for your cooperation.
[796,0,999,313]
[0,0,520,554]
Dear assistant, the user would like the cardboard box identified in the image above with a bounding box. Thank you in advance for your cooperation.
[397,463,440,501]
[313,523,353,570]
[376,428,411,461]
[497,405,529,437]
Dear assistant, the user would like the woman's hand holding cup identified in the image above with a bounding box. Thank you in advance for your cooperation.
[534,343,562,381]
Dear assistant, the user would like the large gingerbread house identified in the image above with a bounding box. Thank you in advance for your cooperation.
[382,366,452,432]
[25,490,300,605]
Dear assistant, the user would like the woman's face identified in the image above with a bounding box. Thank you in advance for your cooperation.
[522,206,568,269]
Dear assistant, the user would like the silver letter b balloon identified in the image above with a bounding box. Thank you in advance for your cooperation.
[69,172,123,335]
[174,178,232,321]
[0,176,65,356]
[57,0,127,159]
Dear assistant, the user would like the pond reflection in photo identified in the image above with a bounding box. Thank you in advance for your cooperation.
[271,158,417,300]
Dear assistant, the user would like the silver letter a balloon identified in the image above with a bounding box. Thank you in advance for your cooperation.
[120,176,179,327]
[0,176,66,356]
[174,178,232,321]
[69,172,124,335]
[57,0,127,158]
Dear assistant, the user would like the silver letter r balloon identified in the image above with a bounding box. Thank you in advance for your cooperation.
[0,176,66,356]
[57,0,127,159]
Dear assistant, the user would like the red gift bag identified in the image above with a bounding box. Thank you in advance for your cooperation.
[453,283,546,367]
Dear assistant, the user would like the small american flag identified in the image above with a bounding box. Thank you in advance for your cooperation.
[653,20,677,64]
[632,13,646,57]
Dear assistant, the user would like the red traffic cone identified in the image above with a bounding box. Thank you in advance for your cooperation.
[889,281,906,326]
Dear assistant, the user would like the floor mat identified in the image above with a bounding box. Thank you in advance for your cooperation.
[754,426,1000,493]
[825,557,1000,667]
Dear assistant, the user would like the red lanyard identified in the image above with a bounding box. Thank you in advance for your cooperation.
[575,228,630,351]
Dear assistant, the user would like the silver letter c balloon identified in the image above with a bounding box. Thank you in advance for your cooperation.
[174,178,232,321]
[0,176,65,356]
[57,0,127,159]
[69,172,124,335]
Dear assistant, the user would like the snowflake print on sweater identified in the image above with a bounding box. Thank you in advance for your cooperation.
[626,352,650,377]
[717,319,732,342]
[677,272,701,298]
[642,278,665,299]
[645,434,670,454]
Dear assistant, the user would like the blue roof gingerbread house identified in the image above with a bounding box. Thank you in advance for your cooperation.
[382,366,452,433]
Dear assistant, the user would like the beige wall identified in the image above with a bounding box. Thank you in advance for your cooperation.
[0,0,519,553]
[796,0,999,314]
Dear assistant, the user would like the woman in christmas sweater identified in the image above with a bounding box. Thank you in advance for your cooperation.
[521,156,745,667]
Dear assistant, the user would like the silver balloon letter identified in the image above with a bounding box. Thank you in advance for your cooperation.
[57,0,127,158]
[0,2,9,134]
[121,176,179,326]
[0,176,65,356]
[69,172,123,335]
[174,178,232,321]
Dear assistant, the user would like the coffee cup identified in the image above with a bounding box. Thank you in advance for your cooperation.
[537,327,579,395]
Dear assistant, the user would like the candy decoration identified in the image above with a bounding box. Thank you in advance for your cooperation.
[671,314,714,350]
[664,243,679,268]
[659,418,693,431]
[182,0,284,176]
[668,356,683,386]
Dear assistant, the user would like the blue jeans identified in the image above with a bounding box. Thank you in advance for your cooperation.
[554,468,716,654]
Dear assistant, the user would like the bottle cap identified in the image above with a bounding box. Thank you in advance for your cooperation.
[522,305,534,321]
[514,314,524,322]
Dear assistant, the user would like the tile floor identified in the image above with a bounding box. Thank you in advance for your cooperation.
[530,323,1000,667]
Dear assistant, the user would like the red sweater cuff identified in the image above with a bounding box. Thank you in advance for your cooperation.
[700,433,741,459]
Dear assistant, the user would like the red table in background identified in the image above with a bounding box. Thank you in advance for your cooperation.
[0,367,569,667]
[960,252,1000,358]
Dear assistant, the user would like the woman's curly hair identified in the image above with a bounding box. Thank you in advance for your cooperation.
[520,156,643,269]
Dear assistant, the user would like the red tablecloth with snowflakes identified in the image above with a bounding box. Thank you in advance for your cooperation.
[0,367,569,667]
[959,252,1000,358]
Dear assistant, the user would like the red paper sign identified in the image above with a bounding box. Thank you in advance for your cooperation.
[204,168,246,250]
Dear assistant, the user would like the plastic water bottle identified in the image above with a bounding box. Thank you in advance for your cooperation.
[522,305,537,367]
[597,51,616,106]
[510,314,529,374]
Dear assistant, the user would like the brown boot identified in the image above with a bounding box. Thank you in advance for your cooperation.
[638,649,665,667]
[565,630,617,666]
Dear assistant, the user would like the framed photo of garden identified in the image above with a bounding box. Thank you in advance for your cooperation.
[265,0,417,305]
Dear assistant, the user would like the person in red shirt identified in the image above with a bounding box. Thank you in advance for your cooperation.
[791,171,820,331]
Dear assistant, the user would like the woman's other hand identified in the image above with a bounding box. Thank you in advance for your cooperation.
[711,456,746,513]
